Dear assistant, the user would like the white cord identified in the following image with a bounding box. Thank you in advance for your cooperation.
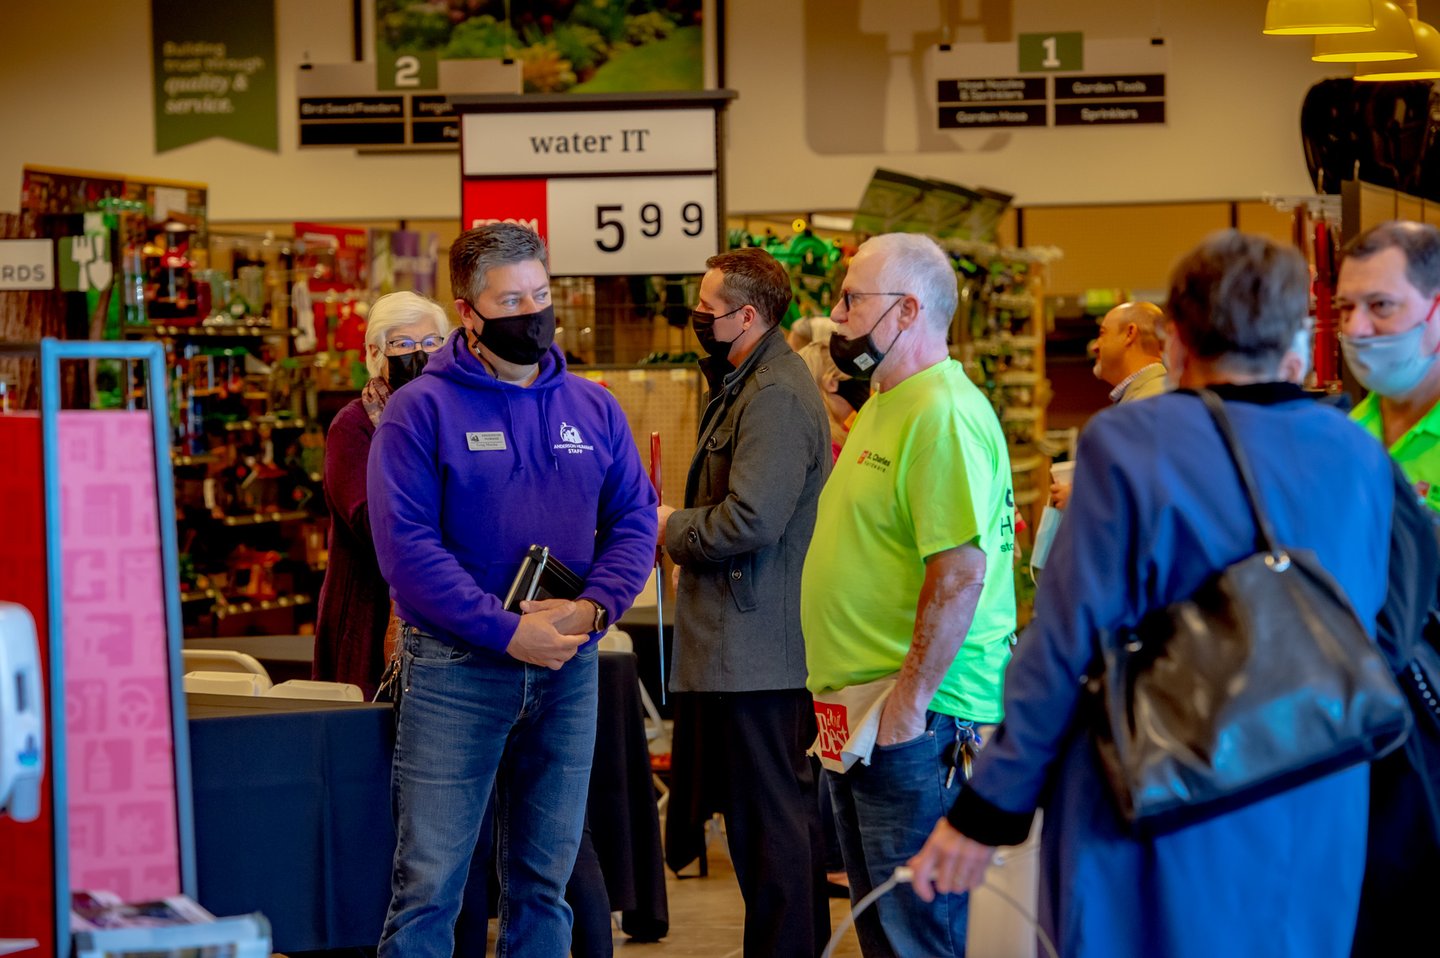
[820,865,1060,958]
[821,872,904,958]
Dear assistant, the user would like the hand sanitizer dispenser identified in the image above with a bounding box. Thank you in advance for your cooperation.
[0,603,43,822]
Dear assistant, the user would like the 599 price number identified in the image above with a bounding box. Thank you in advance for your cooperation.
[594,201,705,253]
[547,175,717,276]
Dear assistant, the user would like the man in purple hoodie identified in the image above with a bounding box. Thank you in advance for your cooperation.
[368,223,658,958]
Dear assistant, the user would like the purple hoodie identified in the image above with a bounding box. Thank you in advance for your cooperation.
[367,333,658,652]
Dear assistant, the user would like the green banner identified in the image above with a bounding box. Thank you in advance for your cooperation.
[152,0,278,153]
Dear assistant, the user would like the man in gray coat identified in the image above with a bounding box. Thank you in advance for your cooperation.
[658,247,833,957]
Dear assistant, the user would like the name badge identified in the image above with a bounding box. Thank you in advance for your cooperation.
[466,431,507,451]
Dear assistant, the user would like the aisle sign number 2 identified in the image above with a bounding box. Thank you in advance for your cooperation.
[378,48,438,90]
[1018,32,1083,72]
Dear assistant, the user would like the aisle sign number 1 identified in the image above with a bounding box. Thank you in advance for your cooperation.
[1018,32,1083,72]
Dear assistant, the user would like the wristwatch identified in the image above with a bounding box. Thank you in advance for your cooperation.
[585,599,609,633]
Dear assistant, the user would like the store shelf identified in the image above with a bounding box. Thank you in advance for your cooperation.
[222,417,309,431]
[1010,454,1045,473]
[171,452,220,467]
[214,594,313,619]
[218,510,310,527]
[973,334,1044,352]
[180,589,223,605]
[997,371,1042,386]
[125,323,295,339]
[988,293,1035,314]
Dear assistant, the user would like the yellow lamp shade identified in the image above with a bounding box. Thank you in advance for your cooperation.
[1355,18,1440,78]
[1314,1,1417,59]
[1264,0,1376,34]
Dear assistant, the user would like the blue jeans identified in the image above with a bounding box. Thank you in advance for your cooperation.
[377,627,599,958]
[828,711,969,958]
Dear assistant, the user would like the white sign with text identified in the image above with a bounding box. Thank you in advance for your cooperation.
[546,175,717,276]
[0,239,54,290]
[461,109,716,176]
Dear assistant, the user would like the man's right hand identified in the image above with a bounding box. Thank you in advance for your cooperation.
[506,603,589,670]
[1050,481,1072,510]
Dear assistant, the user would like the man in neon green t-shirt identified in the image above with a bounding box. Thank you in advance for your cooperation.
[801,232,1016,958]
[1337,220,1440,514]
[1334,220,1440,948]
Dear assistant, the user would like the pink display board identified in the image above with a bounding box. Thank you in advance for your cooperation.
[59,411,180,900]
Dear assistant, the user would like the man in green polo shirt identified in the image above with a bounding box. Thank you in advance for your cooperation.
[801,232,1015,958]
[1337,220,1440,512]
[1335,218,1440,950]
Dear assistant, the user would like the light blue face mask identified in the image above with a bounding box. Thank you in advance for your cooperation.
[1341,322,1438,397]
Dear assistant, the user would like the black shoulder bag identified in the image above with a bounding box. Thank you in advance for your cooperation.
[1089,388,1412,834]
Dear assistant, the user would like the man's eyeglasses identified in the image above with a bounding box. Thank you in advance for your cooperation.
[385,334,446,353]
[838,291,906,312]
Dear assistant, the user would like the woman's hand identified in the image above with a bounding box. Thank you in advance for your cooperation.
[906,818,996,902]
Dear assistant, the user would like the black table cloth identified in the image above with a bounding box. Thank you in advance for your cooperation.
[188,693,394,950]
[188,651,667,951]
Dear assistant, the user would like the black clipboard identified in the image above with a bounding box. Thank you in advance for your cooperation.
[502,545,585,612]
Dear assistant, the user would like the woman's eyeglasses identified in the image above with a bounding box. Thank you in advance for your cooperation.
[385,334,446,353]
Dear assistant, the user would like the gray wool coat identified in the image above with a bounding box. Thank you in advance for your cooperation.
[664,325,832,693]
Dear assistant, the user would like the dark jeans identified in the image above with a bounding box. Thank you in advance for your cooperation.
[675,689,830,958]
[378,629,599,958]
[828,711,969,958]
[816,762,846,873]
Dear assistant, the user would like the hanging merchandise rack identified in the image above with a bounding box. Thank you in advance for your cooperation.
[1265,192,1345,392]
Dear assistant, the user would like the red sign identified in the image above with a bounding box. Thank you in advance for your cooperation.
[813,700,850,763]
[294,221,369,293]
[0,416,57,956]
[461,178,548,240]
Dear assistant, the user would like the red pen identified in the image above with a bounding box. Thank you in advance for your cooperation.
[648,432,667,704]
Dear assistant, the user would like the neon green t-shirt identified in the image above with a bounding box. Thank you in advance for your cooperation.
[801,359,1016,721]
[1352,392,1440,513]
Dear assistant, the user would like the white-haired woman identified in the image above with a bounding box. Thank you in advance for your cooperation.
[797,340,870,462]
[313,291,449,696]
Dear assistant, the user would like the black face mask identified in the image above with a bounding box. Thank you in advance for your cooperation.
[387,350,429,390]
[829,301,904,380]
[471,303,556,366]
[690,305,744,359]
[834,375,872,413]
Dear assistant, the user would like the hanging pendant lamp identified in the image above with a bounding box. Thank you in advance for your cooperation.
[1314,1,1417,60]
[1264,0,1377,34]
[1356,2,1440,79]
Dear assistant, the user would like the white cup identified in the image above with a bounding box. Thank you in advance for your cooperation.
[1050,461,1075,486]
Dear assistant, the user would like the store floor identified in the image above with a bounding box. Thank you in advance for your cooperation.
[276,827,864,958]
[604,829,864,957]
[495,824,864,957]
